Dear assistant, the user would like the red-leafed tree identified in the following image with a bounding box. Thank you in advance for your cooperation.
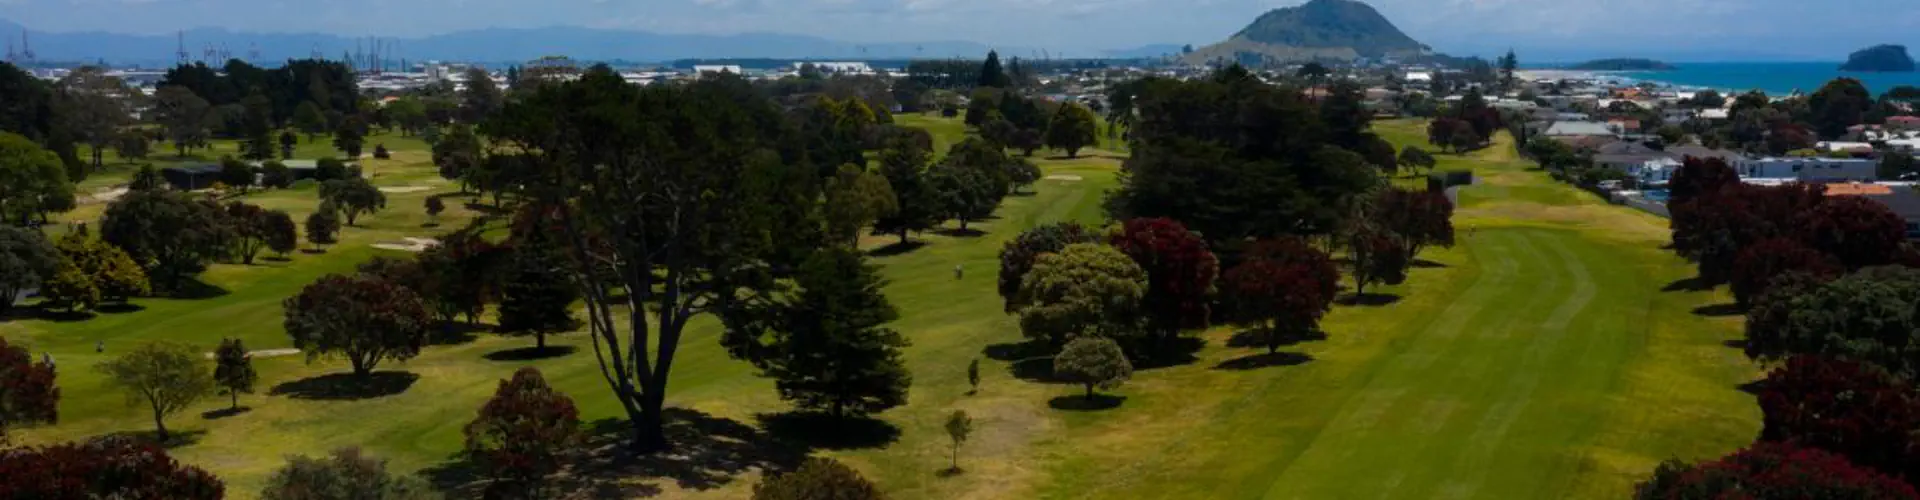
[1371,188,1455,262]
[997,222,1099,312]
[282,274,432,377]
[1222,239,1340,354]
[1637,441,1919,500]
[1758,356,1920,483]
[465,367,582,498]
[1730,238,1840,308]
[1672,182,1827,286]
[1667,157,1741,208]
[0,436,224,499]
[0,336,57,442]
[1345,224,1408,297]
[1109,218,1219,346]
[1794,195,1908,271]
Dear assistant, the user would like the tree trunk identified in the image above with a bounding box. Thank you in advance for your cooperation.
[959,219,969,231]
[152,402,169,442]
[631,393,669,453]
[1084,383,1095,400]
[536,332,546,350]
[951,443,959,470]
[899,229,909,245]
[231,391,239,410]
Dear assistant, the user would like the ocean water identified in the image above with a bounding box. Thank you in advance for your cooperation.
[1617,62,1920,95]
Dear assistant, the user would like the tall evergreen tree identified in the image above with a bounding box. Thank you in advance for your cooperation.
[978,50,1010,88]
[497,222,580,350]
[722,248,911,418]
[212,338,256,411]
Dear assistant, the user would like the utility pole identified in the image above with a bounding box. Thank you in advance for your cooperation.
[177,31,190,66]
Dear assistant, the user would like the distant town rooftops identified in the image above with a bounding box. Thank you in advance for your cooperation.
[1545,121,1617,137]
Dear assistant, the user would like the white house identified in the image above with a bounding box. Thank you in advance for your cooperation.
[1736,157,1879,182]
[1405,71,1433,83]
[1631,157,1684,185]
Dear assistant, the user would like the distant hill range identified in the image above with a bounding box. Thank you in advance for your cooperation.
[0,18,1030,66]
[1182,0,1426,65]
[1839,44,1916,72]
[1568,58,1676,71]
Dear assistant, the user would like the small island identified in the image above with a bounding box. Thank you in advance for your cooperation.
[1839,44,1916,72]
[1568,58,1676,71]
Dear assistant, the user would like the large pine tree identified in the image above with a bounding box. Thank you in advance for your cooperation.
[978,50,1010,89]
[496,224,580,350]
[724,248,911,418]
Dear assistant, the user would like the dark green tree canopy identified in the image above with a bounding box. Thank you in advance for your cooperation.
[722,248,911,418]
[1107,76,1378,255]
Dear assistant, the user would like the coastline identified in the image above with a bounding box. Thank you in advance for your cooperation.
[1519,62,1920,96]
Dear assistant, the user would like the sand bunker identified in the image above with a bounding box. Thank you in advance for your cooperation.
[1045,174,1083,181]
[371,237,440,252]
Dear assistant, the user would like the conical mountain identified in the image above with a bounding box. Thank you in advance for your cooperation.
[1185,0,1427,64]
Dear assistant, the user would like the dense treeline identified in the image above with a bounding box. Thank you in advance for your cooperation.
[1642,156,1920,495]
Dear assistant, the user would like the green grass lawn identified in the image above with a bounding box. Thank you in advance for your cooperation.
[2,117,1756,499]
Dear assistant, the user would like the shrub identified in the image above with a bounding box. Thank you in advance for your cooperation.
[752,457,885,500]
[1635,441,1918,499]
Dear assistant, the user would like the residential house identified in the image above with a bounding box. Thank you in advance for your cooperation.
[1545,121,1617,138]
[1630,157,1684,185]
[1698,108,1730,120]
[1888,115,1920,131]
[1592,140,1670,172]
[1735,157,1879,182]
[1666,144,1744,163]
[1607,118,1643,135]
[1827,183,1920,239]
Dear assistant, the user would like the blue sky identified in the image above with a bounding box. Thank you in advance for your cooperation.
[2,0,1917,60]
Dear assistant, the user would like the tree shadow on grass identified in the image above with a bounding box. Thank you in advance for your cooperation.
[1131,336,1205,370]
[301,248,329,255]
[1693,303,1744,317]
[463,203,510,217]
[1047,394,1126,411]
[936,467,966,478]
[18,306,96,323]
[1212,351,1314,371]
[1737,378,1767,396]
[95,303,145,314]
[1721,338,1748,350]
[1662,276,1715,292]
[756,412,901,451]
[1411,258,1448,268]
[483,345,578,361]
[94,429,208,449]
[868,241,927,257]
[168,277,230,300]
[428,321,490,346]
[1226,329,1327,350]
[201,406,253,420]
[935,227,987,238]
[983,340,1062,384]
[427,408,808,498]
[269,371,420,401]
[261,255,293,263]
[1338,293,1403,307]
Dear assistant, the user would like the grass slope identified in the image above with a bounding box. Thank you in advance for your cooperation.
[2,117,1756,499]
